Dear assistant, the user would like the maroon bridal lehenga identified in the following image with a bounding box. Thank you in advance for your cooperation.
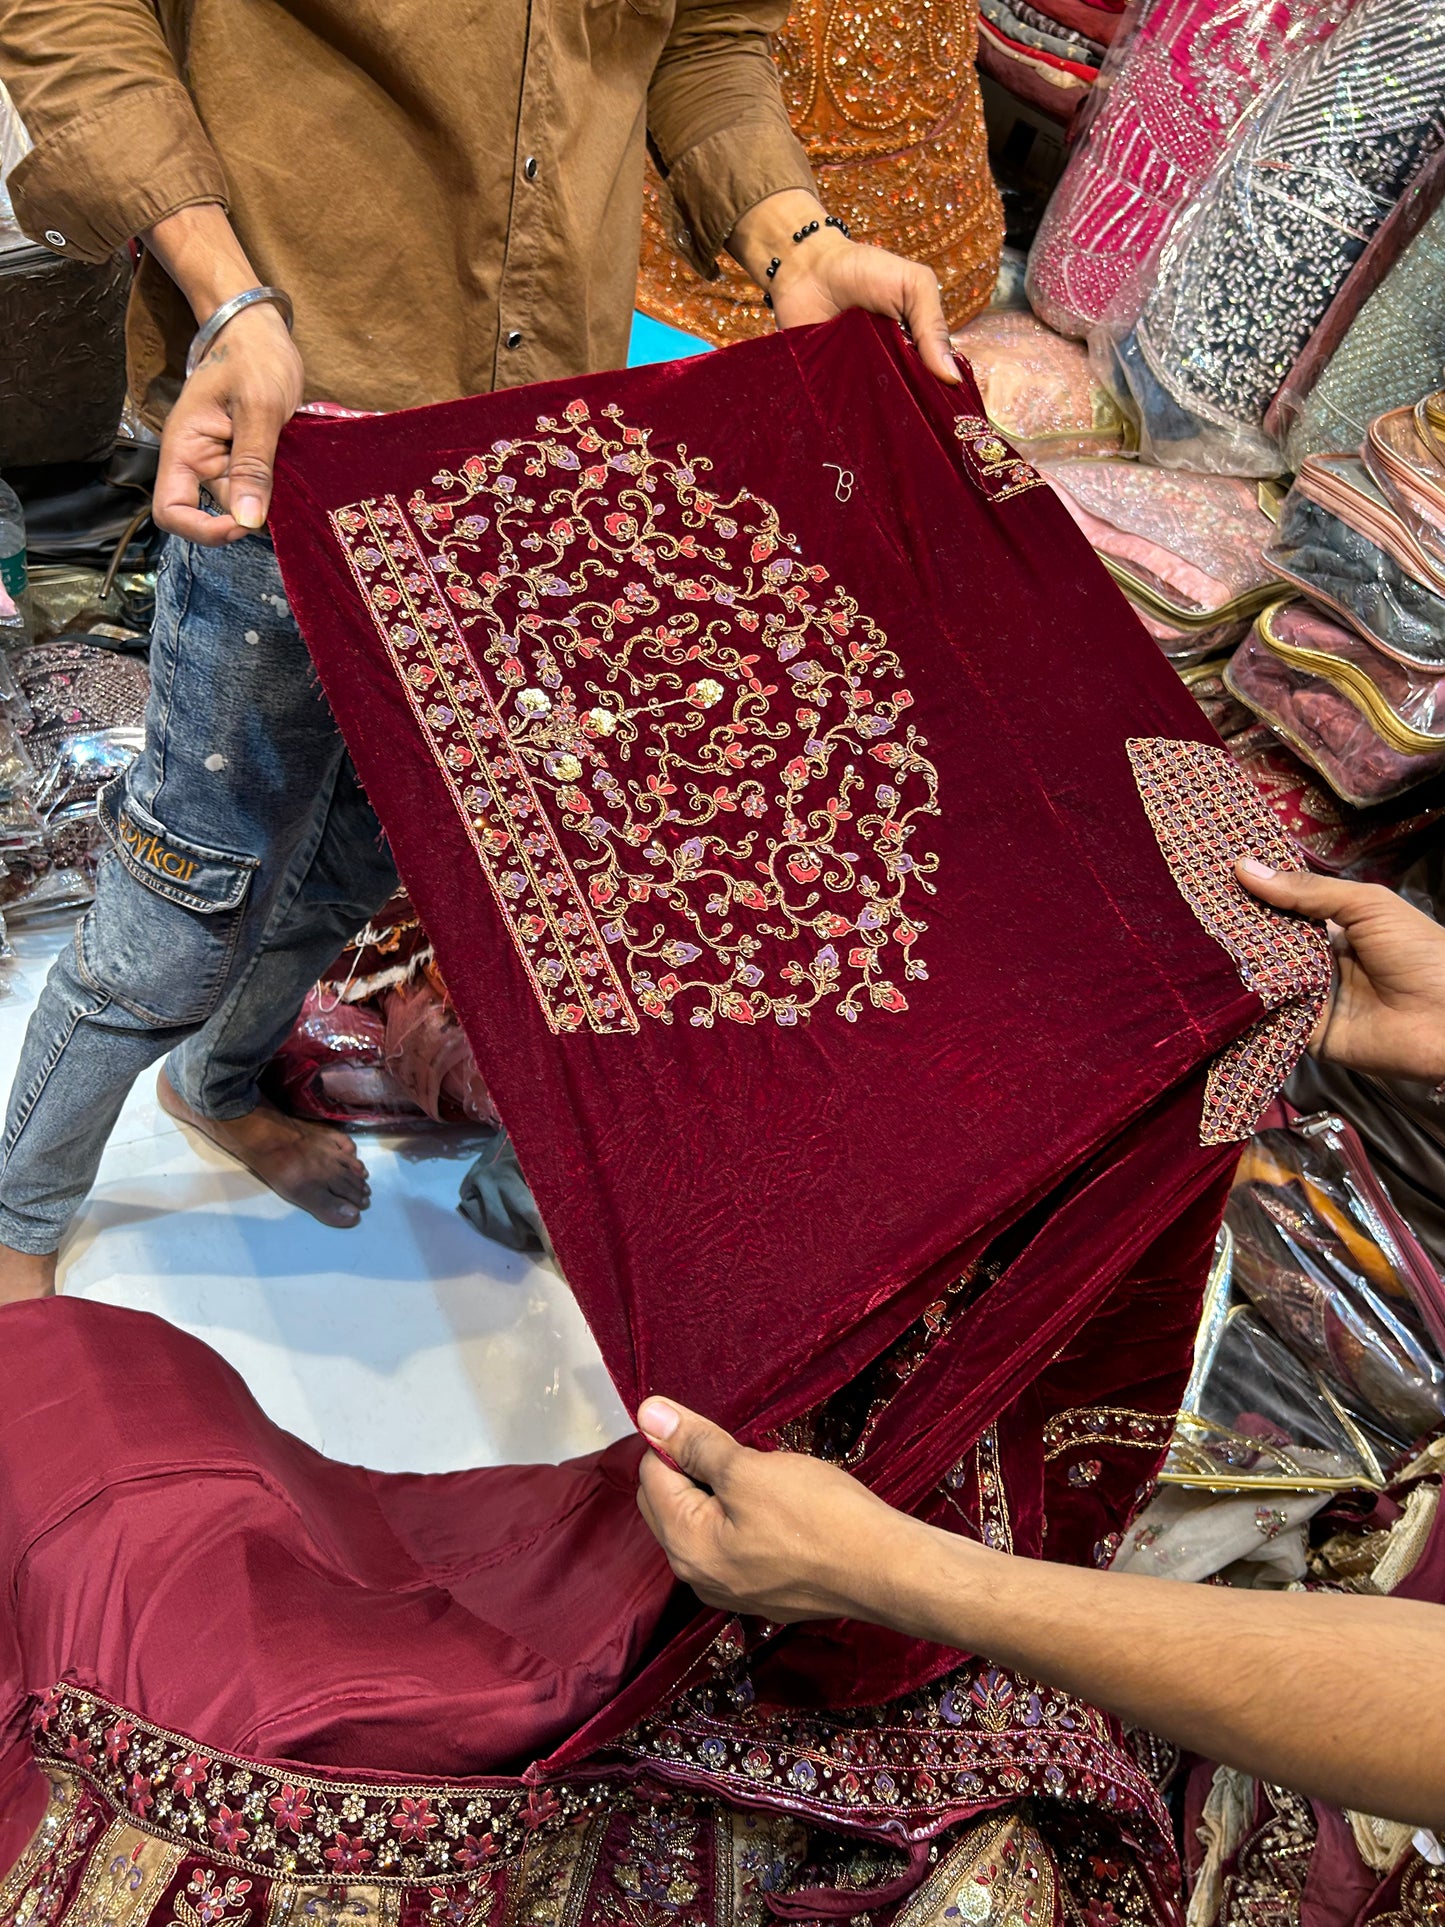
[0,313,1330,1926]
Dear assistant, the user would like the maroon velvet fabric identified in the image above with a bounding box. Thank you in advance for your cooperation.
[0,315,1307,1846]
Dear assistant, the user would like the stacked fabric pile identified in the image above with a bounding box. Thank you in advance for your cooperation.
[949,0,1445,881]
[1113,1091,1445,1912]
[976,0,1124,129]
[0,631,148,945]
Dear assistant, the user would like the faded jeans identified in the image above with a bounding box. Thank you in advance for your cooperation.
[0,533,398,1254]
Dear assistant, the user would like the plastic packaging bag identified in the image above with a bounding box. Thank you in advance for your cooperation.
[1042,458,1278,657]
[266,988,437,1130]
[1229,1112,1445,1450]
[1267,456,1445,669]
[1250,600,1445,755]
[1099,0,1445,473]
[1225,627,1445,805]
[1270,163,1445,470]
[1224,718,1445,873]
[13,639,150,770]
[951,311,1129,461]
[1365,397,1445,586]
[1025,0,1357,339]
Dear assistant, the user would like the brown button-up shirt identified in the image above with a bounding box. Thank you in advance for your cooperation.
[0,0,813,426]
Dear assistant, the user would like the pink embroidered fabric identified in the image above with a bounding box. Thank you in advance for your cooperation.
[1025,0,1359,339]
[1127,739,1332,1145]
[951,311,1126,460]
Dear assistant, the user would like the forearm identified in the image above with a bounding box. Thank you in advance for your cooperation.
[141,202,260,325]
[726,188,831,287]
[861,1513,1445,1828]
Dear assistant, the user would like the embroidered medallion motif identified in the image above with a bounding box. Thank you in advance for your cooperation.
[1126,738,1332,1145]
[330,402,941,1036]
[950,417,1045,504]
[63,1819,185,1927]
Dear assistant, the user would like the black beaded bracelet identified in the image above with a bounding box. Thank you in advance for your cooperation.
[764,213,853,306]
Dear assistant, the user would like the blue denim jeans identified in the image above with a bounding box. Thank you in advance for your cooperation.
[0,533,398,1254]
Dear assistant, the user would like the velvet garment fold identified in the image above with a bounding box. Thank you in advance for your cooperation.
[0,314,1327,1913]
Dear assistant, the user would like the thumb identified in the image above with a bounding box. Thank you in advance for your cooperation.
[226,394,283,532]
[900,264,960,385]
[1235,856,1374,928]
[638,1397,738,1492]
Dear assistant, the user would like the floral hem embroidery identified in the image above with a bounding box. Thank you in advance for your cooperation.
[30,1688,590,1886]
[329,400,941,1038]
[1126,738,1331,1145]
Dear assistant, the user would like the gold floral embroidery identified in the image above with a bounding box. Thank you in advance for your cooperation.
[63,1818,185,1927]
[330,400,941,1037]
[891,1814,1057,1927]
[0,1768,98,1927]
[264,1883,402,1927]
[951,416,1044,504]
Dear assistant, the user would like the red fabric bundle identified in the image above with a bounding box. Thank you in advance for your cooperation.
[0,315,1331,1908]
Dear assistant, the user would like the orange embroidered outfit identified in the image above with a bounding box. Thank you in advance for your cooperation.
[637,0,1004,342]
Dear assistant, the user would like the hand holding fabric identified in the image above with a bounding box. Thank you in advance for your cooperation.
[727,189,959,387]
[635,1395,911,1623]
[1236,860,1445,1084]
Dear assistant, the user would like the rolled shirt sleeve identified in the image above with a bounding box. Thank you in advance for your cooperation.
[0,1,228,261]
[646,0,816,280]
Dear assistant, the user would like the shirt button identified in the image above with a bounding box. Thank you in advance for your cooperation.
[44,229,66,248]
[506,329,523,349]
[523,156,539,181]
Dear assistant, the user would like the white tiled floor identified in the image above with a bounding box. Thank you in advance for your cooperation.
[1,921,631,1475]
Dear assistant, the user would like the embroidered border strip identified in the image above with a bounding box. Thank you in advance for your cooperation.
[1127,738,1332,1145]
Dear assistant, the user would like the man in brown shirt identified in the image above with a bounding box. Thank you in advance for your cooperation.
[0,0,962,1301]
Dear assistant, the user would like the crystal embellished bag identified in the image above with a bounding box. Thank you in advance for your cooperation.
[1108,0,1445,474]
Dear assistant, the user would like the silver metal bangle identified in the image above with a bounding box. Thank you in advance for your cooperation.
[185,285,295,379]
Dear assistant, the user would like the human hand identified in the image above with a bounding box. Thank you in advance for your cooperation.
[635,1396,912,1623]
[726,190,958,387]
[1237,858,1445,1083]
[153,302,305,546]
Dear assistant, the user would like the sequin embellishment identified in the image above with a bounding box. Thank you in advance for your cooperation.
[1126,738,1331,1144]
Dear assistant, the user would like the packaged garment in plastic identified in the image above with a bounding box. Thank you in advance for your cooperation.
[976,0,1100,123]
[1106,0,1445,474]
[1226,627,1445,804]
[1230,1110,1445,1450]
[1042,458,1278,657]
[1251,599,1445,756]
[1166,1303,1388,1490]
[1025,0,1358,340]
[267,987,436,1129]
[1366,396,1445,586]
[13,638,150,769]
[1267,456,1445,668]
[951,311,1128,460]
[1225,718,1445,872]
[1269,158,1445,470]
[32,726,144,825]
[1179,658,1257,739]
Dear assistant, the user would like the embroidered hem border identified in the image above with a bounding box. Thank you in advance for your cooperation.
[1126,738,1332,1145]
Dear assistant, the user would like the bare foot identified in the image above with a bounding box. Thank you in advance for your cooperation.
[157,1070,371,1229]
[0,1247,57,1305]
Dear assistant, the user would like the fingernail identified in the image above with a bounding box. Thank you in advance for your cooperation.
[235,498,265,530]
[1238,857,1277,881]
[638,1398,678,1440]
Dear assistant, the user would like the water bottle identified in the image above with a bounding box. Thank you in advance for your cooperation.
[0,476,29,644]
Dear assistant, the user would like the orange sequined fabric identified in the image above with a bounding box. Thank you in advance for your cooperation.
[637,0,1004,343]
